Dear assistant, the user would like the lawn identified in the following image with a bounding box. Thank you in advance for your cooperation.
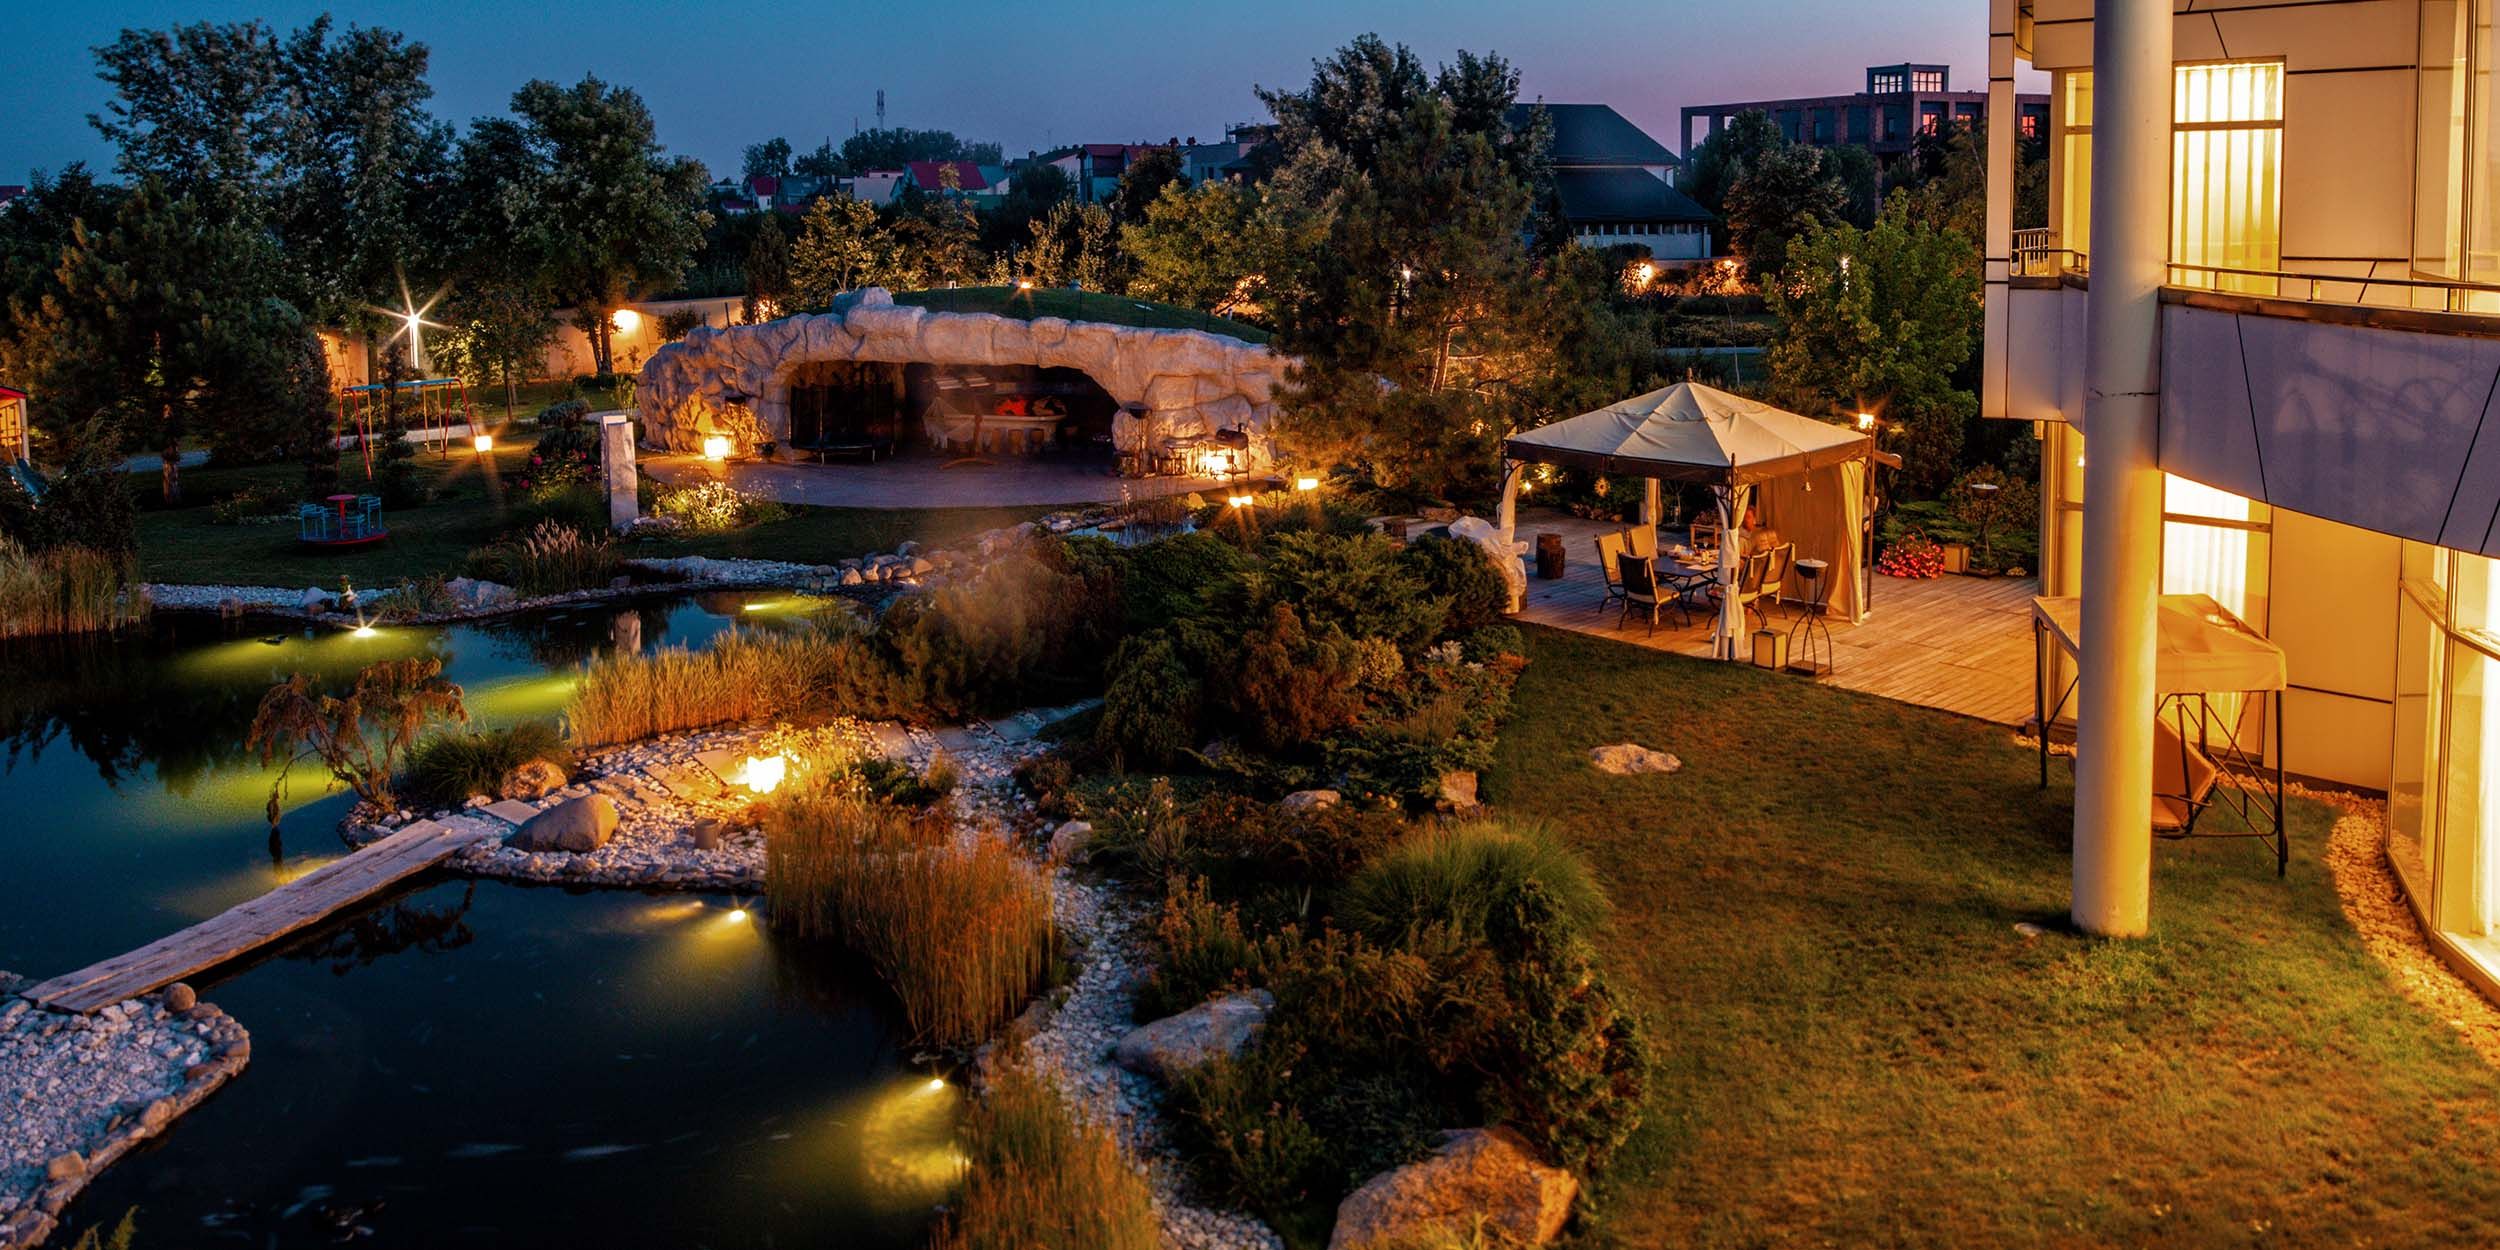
[132,430,1051,587]
[1484,624,2500,1248]
[895,285,1271,344]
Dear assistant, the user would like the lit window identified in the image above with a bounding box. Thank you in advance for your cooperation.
[2171,61,2284,294]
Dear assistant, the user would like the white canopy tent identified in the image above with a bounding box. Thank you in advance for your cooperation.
[1498,382,1880,658]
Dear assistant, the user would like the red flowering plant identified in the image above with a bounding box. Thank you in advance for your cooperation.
[1876,527,1946,579]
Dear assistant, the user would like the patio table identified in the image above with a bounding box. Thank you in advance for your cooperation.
[1660,552,1721,609]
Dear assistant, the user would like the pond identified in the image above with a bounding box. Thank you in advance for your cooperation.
[0,593,957,1249]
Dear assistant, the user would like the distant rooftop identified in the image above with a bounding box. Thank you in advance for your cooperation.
[1508,103,1678,169]
[1551,168,1714,224]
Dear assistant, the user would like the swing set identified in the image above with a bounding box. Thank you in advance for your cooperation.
[300,377,476,548]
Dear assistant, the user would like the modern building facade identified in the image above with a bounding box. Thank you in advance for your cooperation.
[1512,103,1713,257]
[1685,64,2050,163]
[1982,0,2500,991]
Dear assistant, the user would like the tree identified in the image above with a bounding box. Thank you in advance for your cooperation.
[88,20,286,224]
[789,195,891,305]
[1269,92,1561,500]
[1764,197,1981,496]
[1109,146,1185,225]
[1679,109,1785,250]
[1124,181,1265,314]
[1023,199,1119,292]
[436,277,556,418]
[90,18,455,330]
[744,212,792,321]
[742,137,793,182]
[1722,144,1847,282]
[984,162,1073,253]
[22,182,298,501]
[839,127,996,171]
[793,141,845,179]
[249,656,467,820]
[890,195,984,289]
[506,76,708,376]
[1824,143,1883,229]
[1258,35,1431,174]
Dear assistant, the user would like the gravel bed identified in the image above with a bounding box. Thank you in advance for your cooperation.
[0,976,250,1250]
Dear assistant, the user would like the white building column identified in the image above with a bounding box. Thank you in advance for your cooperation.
[1980,0,2020,420]
[2072,0,2171,937]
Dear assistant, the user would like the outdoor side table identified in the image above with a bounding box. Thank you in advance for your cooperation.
[1535,532,1566,579]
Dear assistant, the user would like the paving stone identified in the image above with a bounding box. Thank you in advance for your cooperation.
[480,799,540,826]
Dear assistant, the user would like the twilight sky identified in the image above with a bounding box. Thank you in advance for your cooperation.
[0,0,2028,184]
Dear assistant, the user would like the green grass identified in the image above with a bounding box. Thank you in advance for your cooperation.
[895,286,1271,344]
[1484,624,2500,1248]
[131,431,1053,587]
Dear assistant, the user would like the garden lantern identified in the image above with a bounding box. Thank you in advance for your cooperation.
[473,433,494,454]
[735,754,787,795]
[1856,411,1877,432]
[1294,476,1319,492]
[704,435,732,462]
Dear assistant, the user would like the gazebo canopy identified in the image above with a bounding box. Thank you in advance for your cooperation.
[1502,382,1870,486]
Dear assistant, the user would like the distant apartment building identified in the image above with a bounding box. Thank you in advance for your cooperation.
[1684,64,2049,163]
[1509,103,1713,258]
[1981,0,2500,980]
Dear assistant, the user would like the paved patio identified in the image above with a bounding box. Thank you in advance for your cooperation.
[1513,509,2039,725]
[644,451,1230,509]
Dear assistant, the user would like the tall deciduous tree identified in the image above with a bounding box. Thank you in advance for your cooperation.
[1109,146,1184,225]
[1721,144,1847,282]
[88,21,285,224]
[789,196,892,306]
[1023,199,1119,292]
[744,212,792,321]
[505,76,708,376]
[1680,109,1785,251]
[742,137,793,182]
[1124,181,1266,315]
[1765,197,1980,496]
[838,128,998,171]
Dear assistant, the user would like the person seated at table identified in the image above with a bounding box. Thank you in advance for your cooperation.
[1741,503,1782,555]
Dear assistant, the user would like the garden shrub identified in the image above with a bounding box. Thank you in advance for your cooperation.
[1097,631,1203,767]
[209,484,289,525]
[1401,534,1510,634]
[1250,530,1445,654]
[1316,653,1515,804]
[1135,876,1258,1019]
[933,1056,1157,1250]
[1335,819,1609,950]
[405,720,571,807]
[873,535,1121,719]
[1222,601,1364,753]
[1119,529,1249,633]
[1458,623,1527,665]
[1,454,137,554]
[651,479,789,532]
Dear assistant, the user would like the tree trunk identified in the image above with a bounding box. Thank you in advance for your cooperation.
[160,439,182,505]
[592,314,615,376]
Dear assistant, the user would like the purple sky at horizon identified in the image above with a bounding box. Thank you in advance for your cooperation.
[0,1,2042,185]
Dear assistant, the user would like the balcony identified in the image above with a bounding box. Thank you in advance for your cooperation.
[1989,264,2500,558]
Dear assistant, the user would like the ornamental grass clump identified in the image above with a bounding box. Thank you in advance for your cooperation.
[564,620,889,748]
[1336,818,1610,949]
[652,479,789,532]
[931,1055,1157,1250]
[476,518,620,597]
[761,782,1053,1045]
[404,720,571,807]
[0,539,145,639]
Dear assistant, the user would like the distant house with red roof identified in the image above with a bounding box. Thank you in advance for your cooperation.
[904,160,989,195]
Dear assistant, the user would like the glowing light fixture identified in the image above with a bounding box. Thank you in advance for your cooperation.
[736,754,788,795]
[925,1077,946,1092]
[351,625,378,639]
[1016,279,1035,291]
[1226,494,1255,509]
[611,308,642,333]
[703,435,732,462]
[1855,411,1877,431]
[1294,476,1319,492]
[726,906,750,923]
[473,433,495,453]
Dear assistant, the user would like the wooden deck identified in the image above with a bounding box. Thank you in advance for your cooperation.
[1513,510,2039,726]
[24,819,476,1013]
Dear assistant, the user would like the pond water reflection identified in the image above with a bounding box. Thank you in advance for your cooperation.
[0,593,942,1248]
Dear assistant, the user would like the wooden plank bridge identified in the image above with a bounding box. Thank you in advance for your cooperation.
[24,819,476,1013]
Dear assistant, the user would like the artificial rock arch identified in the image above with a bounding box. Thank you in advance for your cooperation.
[635,288,1286,470]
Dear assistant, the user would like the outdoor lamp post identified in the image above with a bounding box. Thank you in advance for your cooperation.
[1856,411,1877,432]
[472,433,494,455]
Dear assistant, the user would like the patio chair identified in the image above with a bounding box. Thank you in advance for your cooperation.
[1627,524,1660,560]
[1706,548,1775,631]
[1617,551,1685,635]
[1689,514,1722,552]
[1593,530,1629,613]
[1760,543,1794,617]
[2151,713,2223,833]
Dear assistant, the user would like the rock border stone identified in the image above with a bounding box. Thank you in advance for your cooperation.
[0,978,250,1250]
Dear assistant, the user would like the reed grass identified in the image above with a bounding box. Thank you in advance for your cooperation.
[762,783,1054,1046]
[565,623,879,748]
[474,518,619,597]
[930,1056,1158,1250]
[0,539,146,639]
[404,720,572,806]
